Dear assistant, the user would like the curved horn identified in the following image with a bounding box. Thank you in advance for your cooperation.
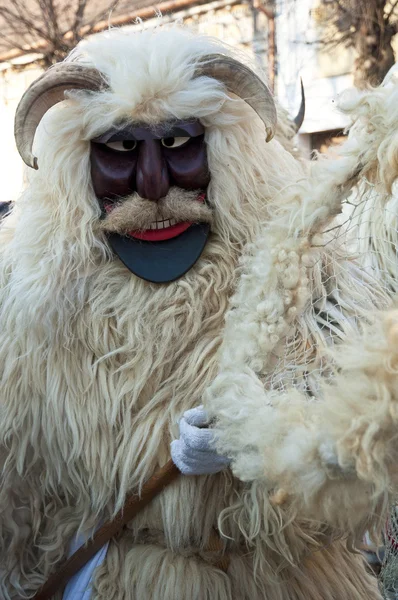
[293,78,305,132]
[14,64,107,169]
[195,55,277,142]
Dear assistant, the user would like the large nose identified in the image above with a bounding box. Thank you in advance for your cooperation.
[135,140,170,201]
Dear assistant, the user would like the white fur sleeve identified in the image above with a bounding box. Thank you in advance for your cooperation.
[203,74,398,532]
[205,309,398,532]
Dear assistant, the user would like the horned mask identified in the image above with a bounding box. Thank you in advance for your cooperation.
[14,55,278,283]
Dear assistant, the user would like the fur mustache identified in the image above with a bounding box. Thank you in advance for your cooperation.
[99,188,213,234]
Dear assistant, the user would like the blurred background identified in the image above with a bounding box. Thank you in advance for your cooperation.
[0,0,397,202]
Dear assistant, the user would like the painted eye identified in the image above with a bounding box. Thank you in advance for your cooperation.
[161,137,190,148]
[104,140,137,152]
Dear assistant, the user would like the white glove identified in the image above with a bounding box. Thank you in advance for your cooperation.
[170,406,230,475]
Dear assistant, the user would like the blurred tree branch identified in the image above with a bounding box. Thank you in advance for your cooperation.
[314,0,398,87]
[0,0,127,67]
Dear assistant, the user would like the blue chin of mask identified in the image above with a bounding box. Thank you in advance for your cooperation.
[107,223,210,283]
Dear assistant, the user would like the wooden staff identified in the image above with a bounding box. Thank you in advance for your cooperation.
[33,459,180,600]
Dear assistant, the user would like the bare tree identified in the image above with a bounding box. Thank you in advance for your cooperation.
[315,0,398,87]
[0,0,130,67]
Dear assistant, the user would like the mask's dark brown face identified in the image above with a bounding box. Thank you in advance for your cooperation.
[90,120,212,283]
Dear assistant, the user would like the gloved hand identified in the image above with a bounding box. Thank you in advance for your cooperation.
[171,406,230,476]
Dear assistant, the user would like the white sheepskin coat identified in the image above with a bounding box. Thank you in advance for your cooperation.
[0,25,391,600]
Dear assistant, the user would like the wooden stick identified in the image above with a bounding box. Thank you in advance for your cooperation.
[33,459,180,600]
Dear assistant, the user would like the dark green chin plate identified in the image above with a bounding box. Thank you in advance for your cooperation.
[108,223,210,284]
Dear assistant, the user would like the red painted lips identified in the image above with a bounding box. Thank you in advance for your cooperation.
[128,221,193,241]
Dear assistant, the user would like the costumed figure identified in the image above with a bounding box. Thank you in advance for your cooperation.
[1,24,398,600]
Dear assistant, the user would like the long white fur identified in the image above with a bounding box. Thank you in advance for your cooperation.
[0,24,384,600]
[206,62,398,550]
[338,72,398,294]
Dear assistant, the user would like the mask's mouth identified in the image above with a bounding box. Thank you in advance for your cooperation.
[103,192,206,242]
[128,219,193,241]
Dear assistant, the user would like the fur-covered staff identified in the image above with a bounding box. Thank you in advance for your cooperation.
[0,23,389,600]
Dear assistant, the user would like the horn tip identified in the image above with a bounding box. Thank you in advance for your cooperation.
[265,127,275,142]
[23,153,38,169]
